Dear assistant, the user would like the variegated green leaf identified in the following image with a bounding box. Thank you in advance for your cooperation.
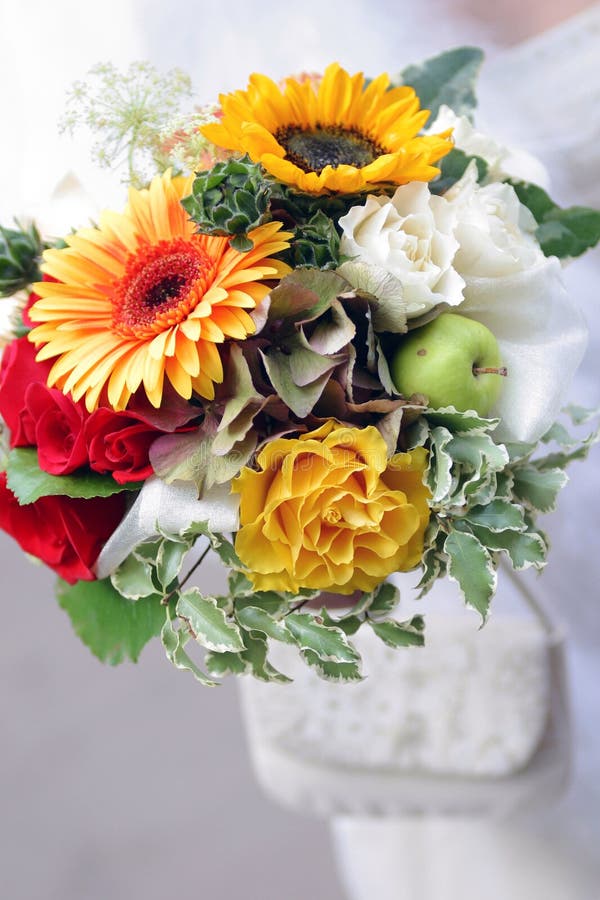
[176,588,245,653]
[161,613,217,686]
[205,650,250,677]
[369,615,425,648]
[512,466,569,513]
[444,530,496,620]
[111,554,157,600]
[301,649,363,682]
[425,408,498,434]
[367,581,401,617]
[155,538,190,590]
[426,426,454,503]
[464,499,526,533]
[320,610,363,636]
[469,524,547,571]
[240,633,292,683]
[285,613,361,664]
[235,605,293,642]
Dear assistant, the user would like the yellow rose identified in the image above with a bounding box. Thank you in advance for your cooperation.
[232,421,430,595]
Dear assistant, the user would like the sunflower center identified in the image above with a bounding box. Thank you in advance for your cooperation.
[275,125,383,174]
[112,238,216,336]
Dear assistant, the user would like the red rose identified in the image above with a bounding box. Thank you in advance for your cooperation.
[24,382,89,474]
[0,337,51,446]
[85,409,161,484]
[0,336,90,474]
[0,472,127,583]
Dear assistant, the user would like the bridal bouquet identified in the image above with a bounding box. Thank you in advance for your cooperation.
[1,49,598,683]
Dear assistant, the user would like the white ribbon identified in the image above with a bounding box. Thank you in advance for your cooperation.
[460,256,588,443]
[95,476,239,580]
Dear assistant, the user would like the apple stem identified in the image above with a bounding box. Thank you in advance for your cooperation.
[473,366,508,377]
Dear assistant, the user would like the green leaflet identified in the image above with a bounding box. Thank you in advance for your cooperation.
[260,348,334,418]
[510,181,600,259]
[205,649,250,678]
[301,649,363,682]
[176,588,245,653]
[267,268,347,324]
[0,220,44,296]
[238,632,292,683]
[424,408,499,435]
[6,448,139,504]
[468,524,547,571]
[430,148,489,195]
[364,581,401,617]
[235,605,294,643]
[111,554,157,600]
[320,610,363,636]
[161,612,217,686]
[444,530,496,620]
[369,615,425,649]
[512,466,569,513]
[425,426,454,503]
[57,577,164,665]
[464,499,526,533]
[285,612,361,664]
[396,46,484,122]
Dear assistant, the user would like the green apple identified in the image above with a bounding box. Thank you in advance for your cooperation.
[390,313,507,415]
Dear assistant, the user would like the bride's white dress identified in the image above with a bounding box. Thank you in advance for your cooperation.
[0,3,598,898]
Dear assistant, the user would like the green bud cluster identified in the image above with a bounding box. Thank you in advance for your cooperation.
[0,222,44,297]
[182,156,272,252]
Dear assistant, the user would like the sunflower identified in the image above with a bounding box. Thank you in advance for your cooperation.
[28,171,291,412]
[202,63,453,195]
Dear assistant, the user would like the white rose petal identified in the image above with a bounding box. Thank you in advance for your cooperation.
[427,105,550,188]
[339,183,464,318]
[446,163,542,279]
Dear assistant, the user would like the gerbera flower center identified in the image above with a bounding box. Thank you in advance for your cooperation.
[112,237,217,336]
[275,125,384,174]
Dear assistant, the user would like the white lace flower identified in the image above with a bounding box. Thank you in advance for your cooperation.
[427,105,550,187]
[339,182,465,318]
[445,163,543,279]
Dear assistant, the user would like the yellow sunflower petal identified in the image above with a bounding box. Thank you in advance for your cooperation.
[203,63,453,194]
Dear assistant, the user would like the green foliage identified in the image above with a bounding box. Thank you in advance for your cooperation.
[510,181,600,258]
[182,156,272,251]
[57,577,165,665]
[416,405,599,617]
[0,221,44,297]
[6,448,140,504]
[396,46,484,122]
[176,588,245,653]
[161,608,217,686]
[430,148,489,195]
[61,61,193,188]
[444,530,496,620]
[282,210,341,269]
[369,615,425,648]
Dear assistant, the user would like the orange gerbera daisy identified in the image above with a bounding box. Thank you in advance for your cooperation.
[28,171,291,411]
[202,63,453,195]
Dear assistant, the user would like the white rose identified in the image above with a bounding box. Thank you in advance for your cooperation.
[339,182,465,318]
[427,105,550,188]
[445,162,543,279]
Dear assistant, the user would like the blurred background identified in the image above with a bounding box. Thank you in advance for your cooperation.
[1,1,599,898]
